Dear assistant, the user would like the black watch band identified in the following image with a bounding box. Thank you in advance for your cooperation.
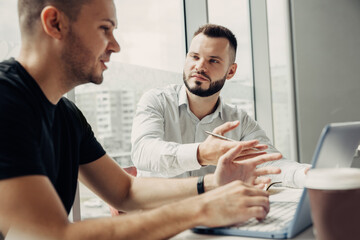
[197,176,205,194]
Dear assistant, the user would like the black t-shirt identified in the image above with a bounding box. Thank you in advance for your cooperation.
[0,58,106,213]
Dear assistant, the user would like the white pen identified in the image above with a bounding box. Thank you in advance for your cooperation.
[204,130,261,151]
[205,131,236,142]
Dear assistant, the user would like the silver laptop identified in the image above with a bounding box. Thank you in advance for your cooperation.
[193,121,360,239]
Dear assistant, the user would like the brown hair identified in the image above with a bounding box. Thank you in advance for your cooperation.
[193,24,237,62]
[18,0,91,35]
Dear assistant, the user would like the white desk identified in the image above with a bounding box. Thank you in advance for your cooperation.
[171,226,314,240]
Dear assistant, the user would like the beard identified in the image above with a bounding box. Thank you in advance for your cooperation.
[61,27,103,86]
[183,71,226,97]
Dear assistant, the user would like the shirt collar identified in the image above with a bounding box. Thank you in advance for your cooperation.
[179,84,224,120]
[179,85,188,107]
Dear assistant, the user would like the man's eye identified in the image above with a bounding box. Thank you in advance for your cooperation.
[192,55,199,60]
[100,26,110,32]
[210,59,219,63]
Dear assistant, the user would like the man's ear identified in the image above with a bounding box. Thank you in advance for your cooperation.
[40,6,67,40]
[226,63,237,80]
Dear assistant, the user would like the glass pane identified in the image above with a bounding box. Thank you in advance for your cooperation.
[0,1,20,61]
[207,0,255,118]
[267,0,297,160]
[75,0,185,219]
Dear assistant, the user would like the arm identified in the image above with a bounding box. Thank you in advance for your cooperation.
[131,91,201,176]
[239,112,311,188]
[80,149,282,211]
[0,175,207,240]
[1,149,277,239]
[132,92,269,175]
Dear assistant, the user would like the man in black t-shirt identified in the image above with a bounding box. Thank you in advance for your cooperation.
[0,0,282,239]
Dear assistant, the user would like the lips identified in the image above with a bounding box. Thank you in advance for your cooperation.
[100,59,109,70]
[191,74,209,82]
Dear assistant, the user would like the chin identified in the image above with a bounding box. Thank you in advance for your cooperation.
[89,74,104,85]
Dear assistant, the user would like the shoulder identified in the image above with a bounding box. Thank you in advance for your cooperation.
[221,101,250,120]
[0,59,38,117]
[139,84,181,105]
[57,97,90,130]
[143,84,181,98]
[57,97,85,122]
[0,59,25,92]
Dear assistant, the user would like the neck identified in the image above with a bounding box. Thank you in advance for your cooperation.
[17,45,74,105]
[186,89,220,120]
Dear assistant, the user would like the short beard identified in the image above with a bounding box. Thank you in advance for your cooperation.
[183,72,226,97]
[61,26,103,86]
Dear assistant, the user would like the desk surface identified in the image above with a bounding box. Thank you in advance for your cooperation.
[171,226,315,240]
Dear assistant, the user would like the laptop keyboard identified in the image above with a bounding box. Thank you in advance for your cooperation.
[231,201,298,232]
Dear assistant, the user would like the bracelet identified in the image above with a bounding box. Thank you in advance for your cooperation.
[197,176,205,194]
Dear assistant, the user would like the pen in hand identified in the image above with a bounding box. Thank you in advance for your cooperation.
[204,131,261,151]
[205,131,236,142]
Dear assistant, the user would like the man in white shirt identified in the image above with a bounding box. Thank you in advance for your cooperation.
[132,24,310,188]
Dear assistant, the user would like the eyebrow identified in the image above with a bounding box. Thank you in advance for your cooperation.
[209,55,223,61]
[101,18,117,28]
[188,52,224,61]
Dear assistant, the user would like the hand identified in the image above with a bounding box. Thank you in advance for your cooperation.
[109,205,121,216]
[212,144,282,188]
[197,121,268,166]
[198,181,270,227]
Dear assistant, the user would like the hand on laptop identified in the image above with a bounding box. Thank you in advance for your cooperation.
[208,144,282,189]
[197,121,268,166]
[196,180,270,227]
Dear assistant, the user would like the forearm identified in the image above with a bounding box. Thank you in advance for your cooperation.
[63,201,203,240]
[119,175,217,211]
[121,177,197,210]
[260,159,311,188]
[6,200,204,240]
[132,139,200,176]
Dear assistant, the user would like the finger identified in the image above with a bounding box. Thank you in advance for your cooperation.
[237,148,266,156]
[239,185,269,197]
[212,121,240,135]
[254,166,281,176]
[247,153,283,166]
[242,144,268,152]
[245,206,269,220]
[236,139,260,149]
[246,196,270,213]
[254,183,266,189]
[254,177,272,185]
[233,152,267,162]
[218,144,244,165]
[253,144,268,150]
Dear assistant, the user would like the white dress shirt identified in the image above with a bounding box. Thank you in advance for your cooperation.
[131,84,310,188]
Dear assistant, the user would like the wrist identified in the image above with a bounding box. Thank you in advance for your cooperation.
[204,174,217,192]
[197,176,205,194]
[197,143,207,166]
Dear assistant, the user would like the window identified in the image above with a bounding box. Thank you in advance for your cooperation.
[75,0,186,219]
[267,0,297,161]
[207,0,255,117]
[0,1,20,61]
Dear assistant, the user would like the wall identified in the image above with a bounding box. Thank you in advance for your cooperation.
[291,0,360,163]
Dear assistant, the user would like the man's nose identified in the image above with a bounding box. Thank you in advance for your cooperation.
[109,35,121,53]
[195,59,206,72]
